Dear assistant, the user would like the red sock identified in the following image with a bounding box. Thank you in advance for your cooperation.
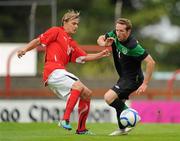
[63,89,81,121]
[77,99,90,131]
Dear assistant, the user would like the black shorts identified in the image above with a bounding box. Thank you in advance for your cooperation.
[111,78,143,100]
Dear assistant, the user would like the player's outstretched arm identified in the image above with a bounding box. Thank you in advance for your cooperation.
[97,35,114,47]
[136,55,155,95]
[84,49,110,62]
[17,38,40,58]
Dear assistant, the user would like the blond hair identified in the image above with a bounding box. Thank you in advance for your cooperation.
[61,10,80,25]
[116,18,132,31]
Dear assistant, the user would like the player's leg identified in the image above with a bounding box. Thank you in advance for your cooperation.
[76,84,95,135]
[61,81,83,126]
[104,90,131,136]
[47,69,83,130]
[106,79,141,135]
[104,89,128,131]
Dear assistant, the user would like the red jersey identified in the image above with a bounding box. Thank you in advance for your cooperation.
[38,26,87,83]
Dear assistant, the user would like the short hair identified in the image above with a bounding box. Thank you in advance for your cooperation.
[115,18,132,31]
[61,10,80,25]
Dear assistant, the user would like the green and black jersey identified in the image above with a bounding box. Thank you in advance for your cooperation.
[105,30,148,81]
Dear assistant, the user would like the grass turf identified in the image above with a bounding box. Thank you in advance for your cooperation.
[0,122,180,141]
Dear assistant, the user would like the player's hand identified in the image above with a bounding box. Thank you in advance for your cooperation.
[101,49,111,57]
[136,83,147,95]
[17,49,26,58]
[104,37,115,46]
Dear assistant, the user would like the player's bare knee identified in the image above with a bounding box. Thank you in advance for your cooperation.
[104,93,110,104]
[72,81,84,92]
[86,89,92,98]
[81,88,92,100]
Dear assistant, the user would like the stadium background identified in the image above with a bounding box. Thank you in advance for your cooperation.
[0,0,180,128]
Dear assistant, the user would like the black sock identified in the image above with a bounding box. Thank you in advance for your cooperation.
[109,98,128,129]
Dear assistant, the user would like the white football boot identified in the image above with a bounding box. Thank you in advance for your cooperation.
[109,127,133,136]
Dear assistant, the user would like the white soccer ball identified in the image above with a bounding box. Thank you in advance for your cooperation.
[120,108,141,127]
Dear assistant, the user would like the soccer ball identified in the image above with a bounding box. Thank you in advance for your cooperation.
[120,108,141,127]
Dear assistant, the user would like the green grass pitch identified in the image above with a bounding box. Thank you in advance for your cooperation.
[0,123,180,141]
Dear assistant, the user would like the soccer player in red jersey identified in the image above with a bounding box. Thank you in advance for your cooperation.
[17,10,110,135]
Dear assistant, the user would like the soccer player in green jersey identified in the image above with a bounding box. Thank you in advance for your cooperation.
[97,18,155,136]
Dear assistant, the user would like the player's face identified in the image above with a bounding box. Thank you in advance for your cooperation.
[115,23,131,41]
[64,18,79,34]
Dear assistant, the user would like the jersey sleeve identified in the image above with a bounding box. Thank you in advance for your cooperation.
[105,30,115,39]
[134,44,148,61]
[70,41,87,63]
[38,27,59,47]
